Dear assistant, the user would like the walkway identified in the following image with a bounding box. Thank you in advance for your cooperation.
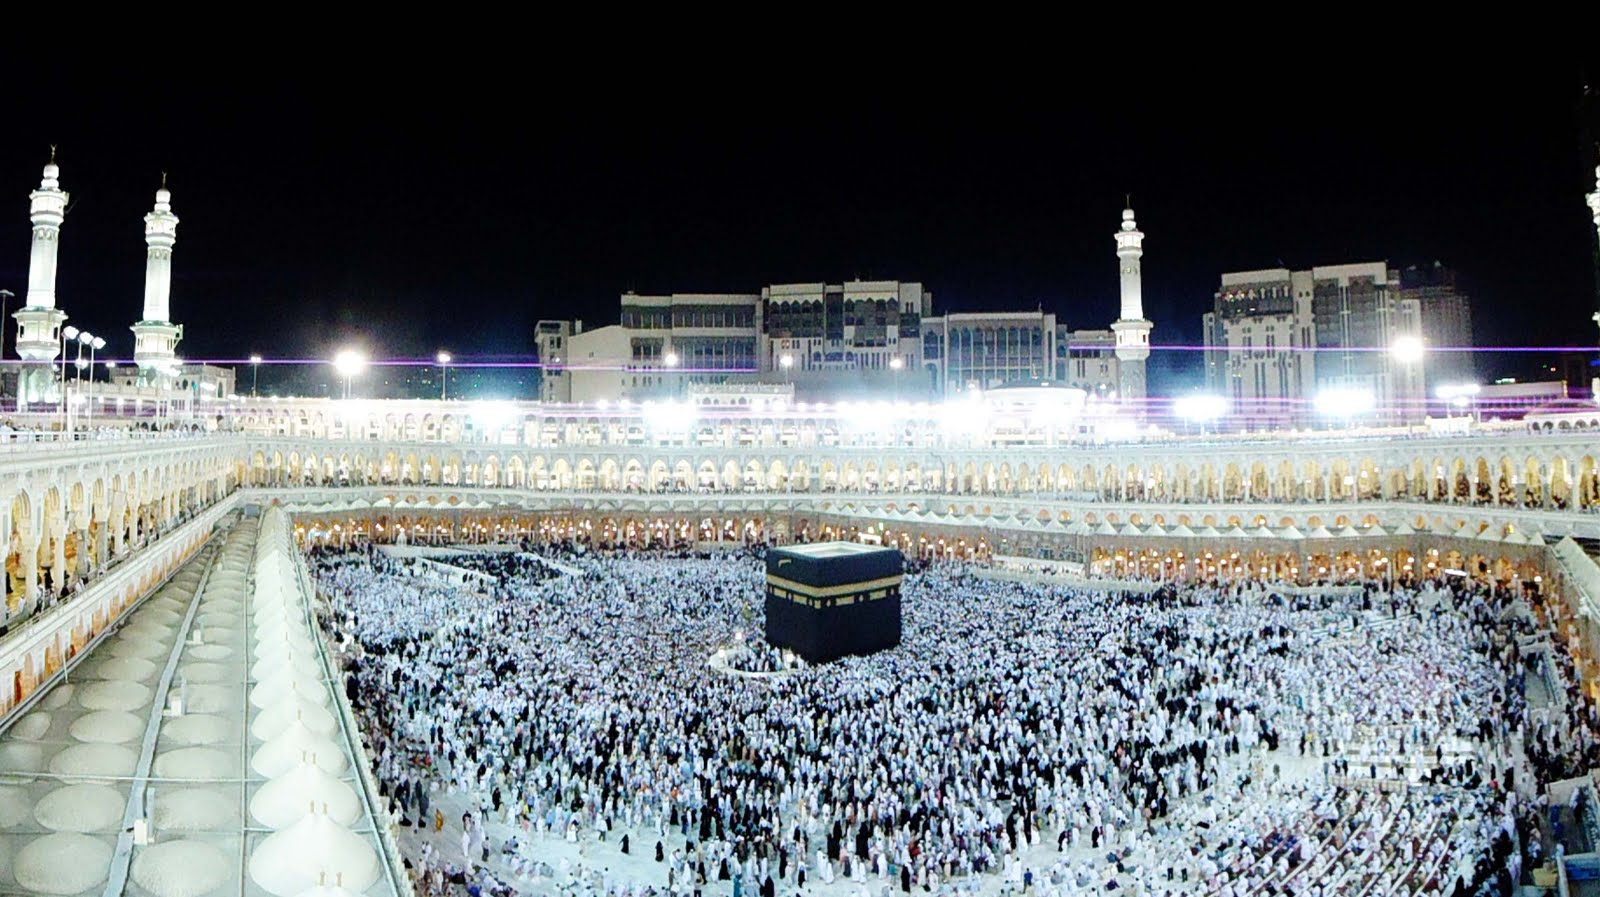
[0,507,402,897]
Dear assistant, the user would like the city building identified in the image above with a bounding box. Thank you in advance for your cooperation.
[1204,262,1427,426]
[1397,262,1473,391]
[1311,262,1425,424]
[923,310,1055,395]
[1055,328,1123,399]
[537,292,760,404]
[760,280,929,399]
[535,206,1148,405]
[1203,268,1317,429]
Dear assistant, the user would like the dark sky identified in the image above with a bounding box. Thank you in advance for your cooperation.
[1,62,1597,392]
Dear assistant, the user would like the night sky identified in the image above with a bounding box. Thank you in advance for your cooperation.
[2,63,1596,394]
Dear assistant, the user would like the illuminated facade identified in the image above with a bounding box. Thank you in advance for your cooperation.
[1205,262,1428,426]
[130,180,183,385]
[535,207,1149,404]
[1111,206,1152,400]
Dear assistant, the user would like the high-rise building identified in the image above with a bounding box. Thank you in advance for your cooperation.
[760,281,929,398]
[1204,262,1426,426]
[1397,263,1473,391]
[1311,262,1425,423]
[1202,268,1316,428]
[534,207,1149,404]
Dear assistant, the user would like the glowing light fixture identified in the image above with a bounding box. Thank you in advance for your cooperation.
[1172,394,1227,423]
[1313,387,1376,418]
[1389,336,1424,364]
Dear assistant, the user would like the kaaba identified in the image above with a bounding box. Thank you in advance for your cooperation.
[764,542,903,663]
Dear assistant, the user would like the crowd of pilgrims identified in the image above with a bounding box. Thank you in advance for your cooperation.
[307,545,1600,897]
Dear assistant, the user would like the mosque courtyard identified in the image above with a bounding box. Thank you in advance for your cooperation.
[311,546,1561,897]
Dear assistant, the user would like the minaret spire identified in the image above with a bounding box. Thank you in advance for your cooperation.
[1588,163,1600,339]
[132,178,183,384]
[1111,202,1153,402]
[13,151,71,406]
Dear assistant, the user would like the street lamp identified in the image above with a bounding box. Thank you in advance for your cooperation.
[75,330,93,385]
[662,350,680,399]
[1173,394,1228,433]
[333,348,367,399]
[436,351,452,400]
[1390,335,1424,364]
[86,336,103,425]
[779,353,794,385]
[61,325,78,399]
[1389,335,1425,425]
[249,354,262,397]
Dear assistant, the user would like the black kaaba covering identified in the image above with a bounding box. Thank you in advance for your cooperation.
[764,542,903,663]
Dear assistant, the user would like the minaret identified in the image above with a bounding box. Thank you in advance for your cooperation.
[131,177,183,384]
[1111,203,1153,401]
[1588,164,1599,338]
[13,150,70,407]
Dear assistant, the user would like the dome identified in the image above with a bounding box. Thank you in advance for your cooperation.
[252,698,337,741]
[250,720,347,778]
[250,760,361,829]
[250,671,325,709]
[247,809,379,897]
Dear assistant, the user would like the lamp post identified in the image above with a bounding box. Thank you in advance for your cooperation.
[889,354,904,401]
[75,331,93,388]
[779,352,794,387]
[85,335,103,426]
[1389,335,1425,426]
[59,325,79,432]
[664,349,679,399]
[436,351,452,400]
[249,354,262,397]
[61,325,77,388]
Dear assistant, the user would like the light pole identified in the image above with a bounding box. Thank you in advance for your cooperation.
[889,354,904,400]
[61,325,77,386]
[249,354,262,397]
[1389,335,1425,426]
[85,335,103,426]
[779,352,794,386]
[664,349,679,398]
[436,351,452,400]
[333,348,367,400]
[75,331,93,389]
[60,325,78,432]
